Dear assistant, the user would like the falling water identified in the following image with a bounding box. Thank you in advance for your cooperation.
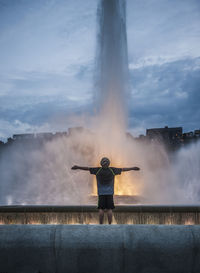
[95,0,129,127]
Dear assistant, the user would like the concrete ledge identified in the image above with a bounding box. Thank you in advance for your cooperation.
[0,225,200,273]
[0,205,200,224]
[1,205,200,212]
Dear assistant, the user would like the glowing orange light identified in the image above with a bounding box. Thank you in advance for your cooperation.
[184,220,194,225]
[92,167,141,196]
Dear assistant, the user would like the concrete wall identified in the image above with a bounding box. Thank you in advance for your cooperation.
[0,225,200,273]
[1,205,200,224]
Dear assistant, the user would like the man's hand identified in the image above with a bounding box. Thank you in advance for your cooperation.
[132,167,140,171]
[71,165,79,170]
[122,167,140,172]
[71,165,90,171]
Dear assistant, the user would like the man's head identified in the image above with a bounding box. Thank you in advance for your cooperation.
[100,157,110,168]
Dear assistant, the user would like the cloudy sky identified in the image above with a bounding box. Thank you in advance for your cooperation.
[0,0,199,140]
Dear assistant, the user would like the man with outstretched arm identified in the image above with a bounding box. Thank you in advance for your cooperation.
[71,157,140,224]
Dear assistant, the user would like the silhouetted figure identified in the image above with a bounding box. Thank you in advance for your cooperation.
[71,157,140,224]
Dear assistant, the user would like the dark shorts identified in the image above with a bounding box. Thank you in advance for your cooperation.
[98,195,115,210]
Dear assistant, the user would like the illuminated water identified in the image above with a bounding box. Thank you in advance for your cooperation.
[0,205,200,225]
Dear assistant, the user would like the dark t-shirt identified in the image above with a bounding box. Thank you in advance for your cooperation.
[89,167,122,195]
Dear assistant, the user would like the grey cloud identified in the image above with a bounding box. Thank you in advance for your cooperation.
[127,0,200,63]
[0,0,96,72]
[128,57,200,133]
[0,94,91,124]
[0,97,92,141]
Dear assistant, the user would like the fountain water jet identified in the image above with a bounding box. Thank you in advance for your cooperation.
[90,0,142,199]
[95,0,129,125]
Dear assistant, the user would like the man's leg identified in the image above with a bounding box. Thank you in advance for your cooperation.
[99,209,104,224]
[107,209,113,224]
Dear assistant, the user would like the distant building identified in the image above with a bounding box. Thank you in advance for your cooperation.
[126,132,135,140]
[35,133,53,141]
[194,130,200,138]
[55,132,68,138]
[0,140,4,146]
[13,133,34,140]
[68,127,92,136]
[146,126,182,147]
[7,137,14,144]
[68,127,85,135]
[182,129,200,144]
[139,134,146,140]
[1,126,199,153]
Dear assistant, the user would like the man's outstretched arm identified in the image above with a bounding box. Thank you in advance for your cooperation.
[71,165,90,171]
[122,167,140,171]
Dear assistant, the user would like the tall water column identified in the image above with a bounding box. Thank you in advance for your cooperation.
[95,0,129,128]
[92,0,138,197]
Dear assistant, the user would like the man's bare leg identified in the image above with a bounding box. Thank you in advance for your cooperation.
[99,209,104,224]
[107,209,113,224]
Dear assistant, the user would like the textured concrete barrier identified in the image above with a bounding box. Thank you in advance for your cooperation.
[0,225,200,273]
[1,205,200,224]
